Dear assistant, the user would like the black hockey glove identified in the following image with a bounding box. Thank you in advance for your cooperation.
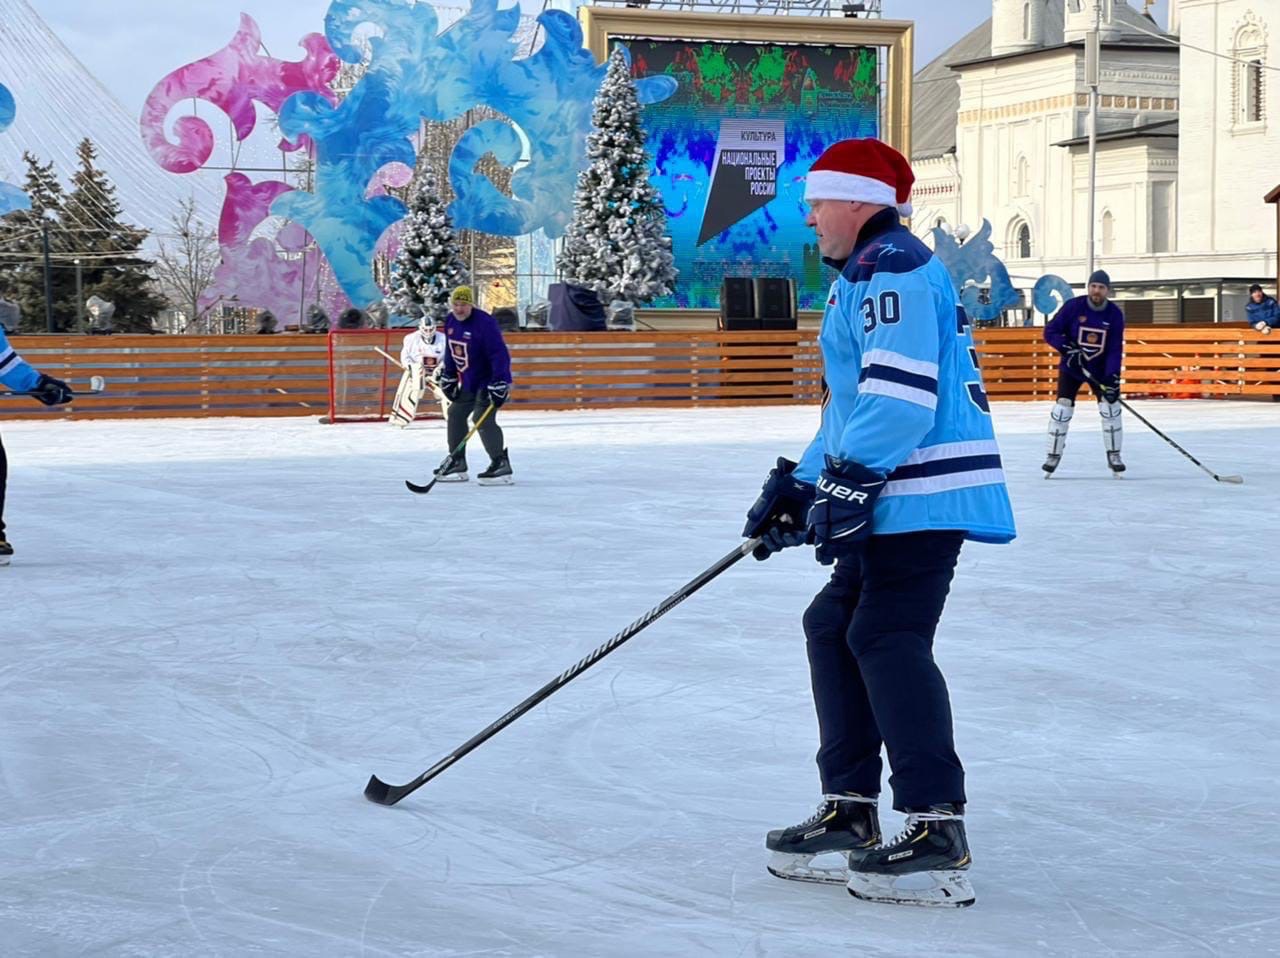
[485,381,510,409]
[809,456,885,566]
[438,370,460,402]
[743,457,815,561]
[31,373,73,406]
[1100,375,1120,405]
[1062,343,1086,371]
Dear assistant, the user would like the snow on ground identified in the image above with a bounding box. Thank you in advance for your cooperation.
[2,401,1278,957]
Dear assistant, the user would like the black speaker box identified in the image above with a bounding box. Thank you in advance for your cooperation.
[754,277,795,320]
[720,277,755,321]
[720,317,764,331]
[760,316,798,330]
[493,307,520,331]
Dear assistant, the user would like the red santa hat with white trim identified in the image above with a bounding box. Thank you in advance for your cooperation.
[804,138,914,217]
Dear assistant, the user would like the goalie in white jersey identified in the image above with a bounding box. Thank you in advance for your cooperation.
[389,314,447,427]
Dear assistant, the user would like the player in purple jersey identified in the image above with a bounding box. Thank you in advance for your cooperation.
[1042,270,1127,475]
[435,286,515,485]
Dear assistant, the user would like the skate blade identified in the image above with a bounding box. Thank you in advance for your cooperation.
[477,475,514,486]
[766,850,849,886]
[847,869,975,908]
[434,472,468,482]
[0,557,9,567]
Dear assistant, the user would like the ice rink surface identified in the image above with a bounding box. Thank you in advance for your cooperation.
[2,401,1278,957]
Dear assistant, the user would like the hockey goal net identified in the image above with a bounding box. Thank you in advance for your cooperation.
[325,329,443,424]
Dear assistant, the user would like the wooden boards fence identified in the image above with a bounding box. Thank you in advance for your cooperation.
[1,324,1275,421]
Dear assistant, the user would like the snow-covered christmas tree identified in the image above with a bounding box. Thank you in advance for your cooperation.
[386,167,470,322]
[558,46,677,306]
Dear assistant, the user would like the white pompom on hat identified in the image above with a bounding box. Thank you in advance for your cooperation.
[804,138,915,217]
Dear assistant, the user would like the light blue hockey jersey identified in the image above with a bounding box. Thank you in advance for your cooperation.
[795,209,1016,544]
[0,324,40,392]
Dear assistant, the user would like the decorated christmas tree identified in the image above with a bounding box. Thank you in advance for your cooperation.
[386,167,470,322]
[558,46,676,306]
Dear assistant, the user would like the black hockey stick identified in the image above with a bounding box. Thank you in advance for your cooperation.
[1081,368,1244,484]
[364,537,761,806]
[405,402,496,494]
[0,375,106,398]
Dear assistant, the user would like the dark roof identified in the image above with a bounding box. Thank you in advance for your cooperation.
[911,19,991,160]
[949,38,1173,71]
[1054,118,1178,147]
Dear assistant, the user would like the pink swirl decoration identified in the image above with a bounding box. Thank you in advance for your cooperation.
[140,13,339,174]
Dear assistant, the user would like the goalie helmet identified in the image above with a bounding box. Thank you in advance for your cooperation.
[418,312,437,336]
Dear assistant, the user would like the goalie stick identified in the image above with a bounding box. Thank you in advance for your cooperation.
[375,345,446,401]
[0,375,106,398]
[364,537,761,806]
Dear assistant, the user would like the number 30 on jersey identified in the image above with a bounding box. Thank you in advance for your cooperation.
[860,291,901,333]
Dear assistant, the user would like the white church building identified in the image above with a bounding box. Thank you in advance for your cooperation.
[910,0,1279,324]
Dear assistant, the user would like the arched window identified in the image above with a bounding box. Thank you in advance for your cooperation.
[1015,155,1030,196]
[1101,210,1115,255]
[1233,18,1267,125]
[1008,219,1031,259]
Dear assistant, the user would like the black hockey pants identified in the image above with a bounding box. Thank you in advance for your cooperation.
[446,390,505,464]
[803,530,966,811]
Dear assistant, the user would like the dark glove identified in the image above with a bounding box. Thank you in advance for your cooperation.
[809,456,886,566]
[32,373,73,406]
[743,457,815,561]
[1061,343,1086,370]
[438,370,460,402]
[485,381,510,409]
[1100,375,1120,404]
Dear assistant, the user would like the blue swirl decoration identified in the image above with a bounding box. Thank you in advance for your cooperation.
[0,83,32,215]
[275,0,675,307]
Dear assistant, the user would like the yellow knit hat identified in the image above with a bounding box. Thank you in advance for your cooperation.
[450,286,474,305]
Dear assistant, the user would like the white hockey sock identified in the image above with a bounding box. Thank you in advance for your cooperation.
[1048,398,1074,456]
[1099,400,1122,453]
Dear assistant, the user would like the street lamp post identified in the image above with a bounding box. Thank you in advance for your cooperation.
[1085,0,1102,277]
[41,220,54,333]
[74,258,84,331]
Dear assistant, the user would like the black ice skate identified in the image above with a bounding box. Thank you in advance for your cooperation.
[846,803,975,908]
[1041,453,1061,477]
[1106,451,1126,474]
[433,455,468,482]
[765,793,880,885]
[477,449,513,486]
[0,538,11,567]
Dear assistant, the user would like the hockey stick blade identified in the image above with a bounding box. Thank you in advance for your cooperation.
[364,774,417,806]
[1216,474,1245,484]
[363,538,759,806]
[405,477,439,494]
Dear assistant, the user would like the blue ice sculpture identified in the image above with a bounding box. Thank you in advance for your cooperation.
[930,219,1073,323]
[275,0,676,307]
[0,84,31,215]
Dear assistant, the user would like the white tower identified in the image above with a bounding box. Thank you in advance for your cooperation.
[992,0,1052,55]
[1064,0,1123,43]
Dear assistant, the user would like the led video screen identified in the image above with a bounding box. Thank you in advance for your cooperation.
[621,38,880,309]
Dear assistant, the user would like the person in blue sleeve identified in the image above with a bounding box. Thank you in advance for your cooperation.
[1042,270,1127,475]
[434,286,515,485]
[742,138,1015,908]
[0,324,74,564]
[1246,283,1278,334]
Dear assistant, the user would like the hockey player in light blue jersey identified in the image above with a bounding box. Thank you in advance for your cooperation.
[0,324,74,564]
[743,138,1015,908]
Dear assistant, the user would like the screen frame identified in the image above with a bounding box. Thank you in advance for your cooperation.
[577,6,914,157]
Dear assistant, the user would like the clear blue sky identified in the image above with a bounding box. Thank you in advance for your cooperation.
[29,0,1169,113]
